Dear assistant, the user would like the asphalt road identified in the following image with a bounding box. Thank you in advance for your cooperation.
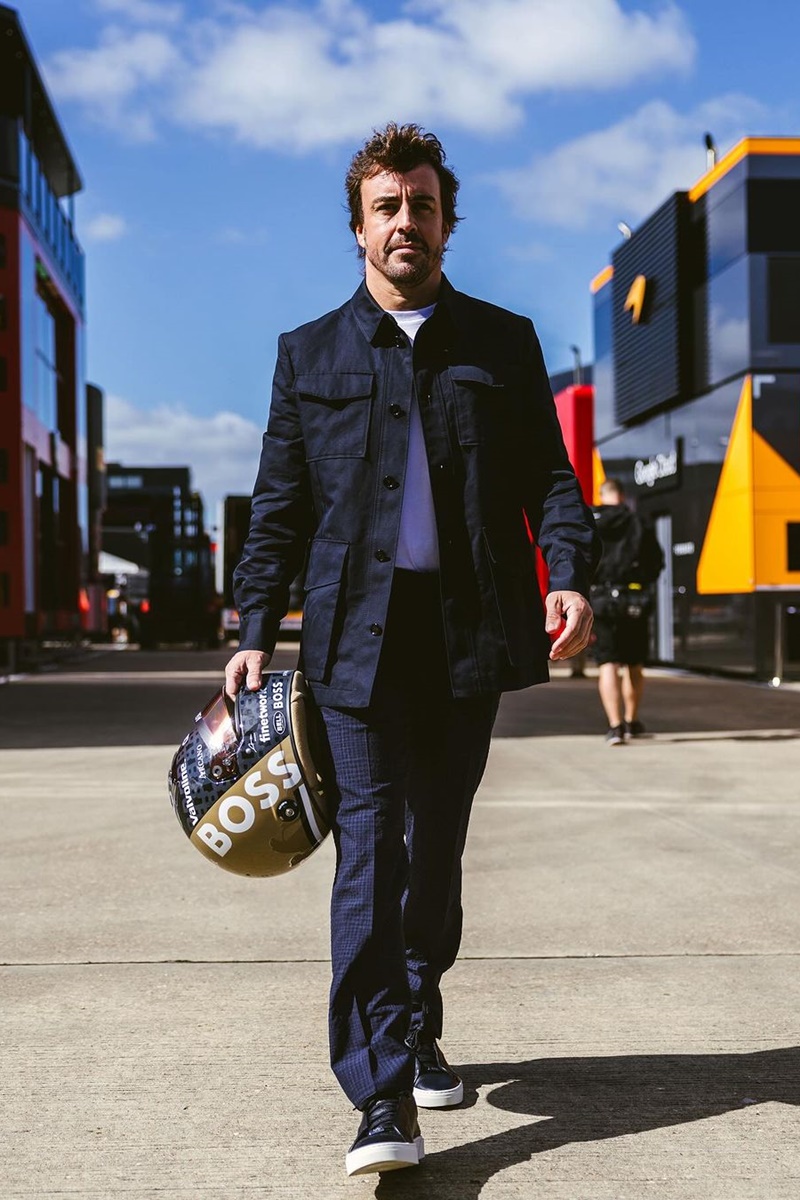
[3,649,800,1198]
[2,643,800,748]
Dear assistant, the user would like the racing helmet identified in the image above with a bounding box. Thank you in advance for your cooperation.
[168,670,332,877]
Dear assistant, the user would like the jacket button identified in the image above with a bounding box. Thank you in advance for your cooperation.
[369,623,383,636]
[383,475,399,489]
[389,404,404,418]
[375,549,391,562]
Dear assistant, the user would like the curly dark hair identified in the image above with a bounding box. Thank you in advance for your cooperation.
[345,122,462,252]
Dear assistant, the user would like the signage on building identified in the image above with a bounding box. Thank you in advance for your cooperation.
[632,439,682,493]
[624,275,648,325]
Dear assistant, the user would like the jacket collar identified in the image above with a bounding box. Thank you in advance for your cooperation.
[348,274,460,347]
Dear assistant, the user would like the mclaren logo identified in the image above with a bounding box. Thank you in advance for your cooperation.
[624,274,648,325]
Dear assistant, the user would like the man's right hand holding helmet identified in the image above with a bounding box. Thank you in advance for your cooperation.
[225,650,272,697]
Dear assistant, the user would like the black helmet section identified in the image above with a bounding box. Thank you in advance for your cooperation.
[168,670,331,877]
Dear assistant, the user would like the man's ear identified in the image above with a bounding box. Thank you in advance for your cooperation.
[355,225,366,249]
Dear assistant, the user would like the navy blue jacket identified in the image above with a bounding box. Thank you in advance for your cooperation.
[234,276,600,707]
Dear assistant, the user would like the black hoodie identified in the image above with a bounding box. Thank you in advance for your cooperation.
[592,504,664,586]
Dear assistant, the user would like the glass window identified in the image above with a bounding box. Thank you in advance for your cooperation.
[33,288,58,429]
[767,257,800,344]
[0,449,7,484]
[0,512,6,546]
[707,184,747,278]
[0,355,6,392]
[788,523,800,572]
[0,233,5,269]
[107,474,143,490]
[0,572,9,607]
[749,180,800,253]
[707,256,750,387]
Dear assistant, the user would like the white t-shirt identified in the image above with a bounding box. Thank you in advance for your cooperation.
[389,306,439,572]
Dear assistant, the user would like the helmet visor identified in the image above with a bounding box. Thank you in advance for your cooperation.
[196,691,238,780]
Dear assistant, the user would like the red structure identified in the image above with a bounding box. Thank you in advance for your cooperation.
[534,382,595,597]
[0,6,91,665]
[553,384,595,505]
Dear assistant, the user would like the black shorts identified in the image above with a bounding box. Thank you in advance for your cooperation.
[592,613,649,666]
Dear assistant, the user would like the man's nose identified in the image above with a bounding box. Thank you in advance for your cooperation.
[395,201,417,233]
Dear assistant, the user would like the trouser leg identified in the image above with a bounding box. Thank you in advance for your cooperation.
[322,701,415,1110]
[320,569,498,1104]
[403,690,499,1038]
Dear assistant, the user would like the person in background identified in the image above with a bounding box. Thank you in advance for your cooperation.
[591,478,664,745]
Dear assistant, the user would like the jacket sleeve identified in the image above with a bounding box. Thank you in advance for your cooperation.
[518,319,601,597]
[233,335,315,654]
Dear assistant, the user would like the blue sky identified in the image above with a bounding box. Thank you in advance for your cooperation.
[17,0,800,524]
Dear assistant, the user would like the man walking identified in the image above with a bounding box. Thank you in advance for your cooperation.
[225,123,600,1176]
[591,478,664,745]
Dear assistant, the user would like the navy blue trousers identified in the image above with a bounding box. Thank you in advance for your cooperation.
[319,570,499,1109]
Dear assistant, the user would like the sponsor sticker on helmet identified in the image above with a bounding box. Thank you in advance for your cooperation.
[190,738,313,876]
[169,670,331,878]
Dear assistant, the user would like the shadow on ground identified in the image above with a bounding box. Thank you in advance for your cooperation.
[1,647,798,747]
[375,1047,800,1198]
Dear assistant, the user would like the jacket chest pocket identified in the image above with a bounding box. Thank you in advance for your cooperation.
[295,372,374,460]
[449,366,508,447]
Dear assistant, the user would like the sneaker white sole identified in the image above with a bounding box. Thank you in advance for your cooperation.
[414,1079,464,1108]
[345,1135,424,1176]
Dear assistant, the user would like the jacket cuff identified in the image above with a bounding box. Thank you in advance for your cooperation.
[546,562,593,599]
[236,610,281,656]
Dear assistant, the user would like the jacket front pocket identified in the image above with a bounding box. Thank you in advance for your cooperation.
[301,538,349,681]
[295,372,374,460]
[449,366,506,447]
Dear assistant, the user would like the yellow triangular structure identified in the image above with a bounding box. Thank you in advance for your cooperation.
[753,429,800,586]
[697,377,755,594]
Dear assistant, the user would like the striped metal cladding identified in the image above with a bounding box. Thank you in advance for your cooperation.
[611,193,693,425]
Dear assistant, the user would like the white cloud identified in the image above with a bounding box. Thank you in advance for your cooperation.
[492,94,770,231]
[95,0,184,23]
[47,0,696,148]
[105,395,263,523]
[216,226,269,245]
[85,212,129,242]
[44,28,180,141]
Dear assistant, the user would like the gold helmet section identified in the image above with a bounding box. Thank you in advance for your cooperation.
[170,671,332,878]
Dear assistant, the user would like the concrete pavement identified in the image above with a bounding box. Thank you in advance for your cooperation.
[2,650,800,1198]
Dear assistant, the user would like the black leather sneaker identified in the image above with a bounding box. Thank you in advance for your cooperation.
[345,1093,424,1177]
[406,1030,464,1108]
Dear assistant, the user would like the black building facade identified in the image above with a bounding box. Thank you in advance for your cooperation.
[592,138,800,680]
[103,464,217,647]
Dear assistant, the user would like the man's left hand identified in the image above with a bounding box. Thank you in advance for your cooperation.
[544,590,594,661]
